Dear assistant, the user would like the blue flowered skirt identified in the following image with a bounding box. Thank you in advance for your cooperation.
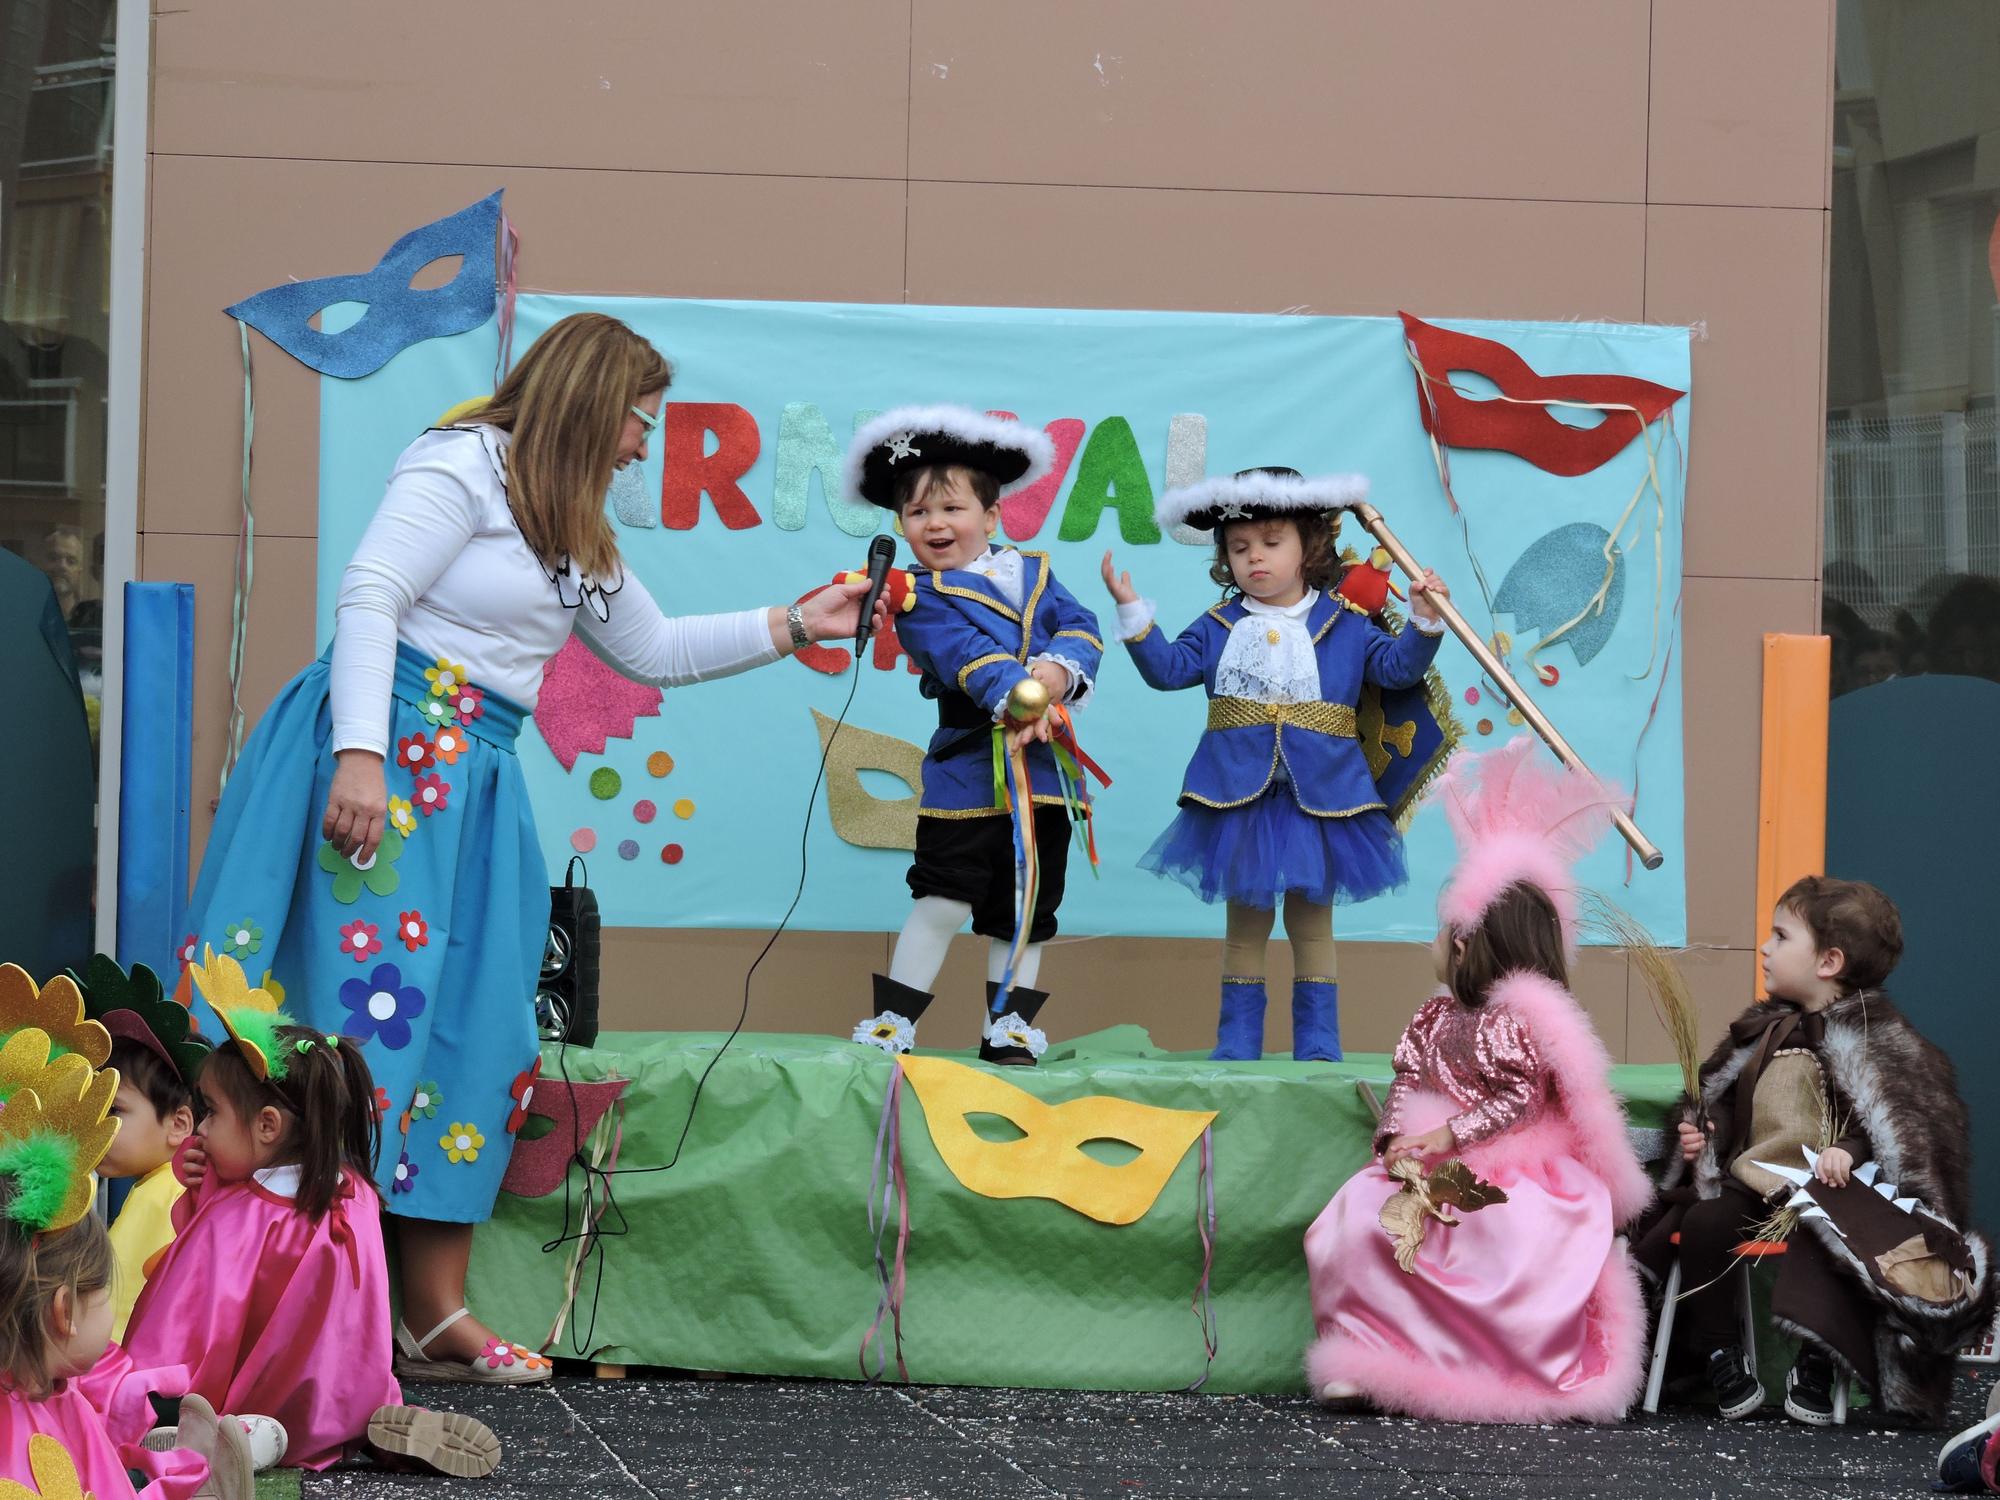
[185,642,546,1224]
[1139,777,1408,911]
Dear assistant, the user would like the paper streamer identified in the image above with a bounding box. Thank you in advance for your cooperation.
[221,320,256,791]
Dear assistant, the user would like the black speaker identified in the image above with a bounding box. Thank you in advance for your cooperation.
[537,855,600,1047]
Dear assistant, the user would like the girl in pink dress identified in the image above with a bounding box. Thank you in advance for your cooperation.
[0,1026,251,1500]
[123,969,499,1475]
[1302,738,1653,1423]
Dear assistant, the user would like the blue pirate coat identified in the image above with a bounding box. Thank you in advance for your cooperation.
[1125,593,1442,817]
[895,551,1105,817]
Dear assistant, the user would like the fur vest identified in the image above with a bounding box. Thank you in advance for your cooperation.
[1662,990,1993,1423]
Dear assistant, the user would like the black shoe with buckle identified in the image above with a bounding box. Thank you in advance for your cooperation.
[1784,1349,1837,1426]
[1708,1345,1765,1420]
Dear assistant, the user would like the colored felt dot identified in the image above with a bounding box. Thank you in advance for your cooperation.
[1506,708,1525,726]
[673,798,695,819]
[570,829,596,853]
[1476,718,1494,736]
[617,839,640,861]
[661,844,685,865]
[633,799,657,824]
[1536,663,1561,687]
[589,767,622,800]
[647,751,674,777]
[1463,686,1481,706]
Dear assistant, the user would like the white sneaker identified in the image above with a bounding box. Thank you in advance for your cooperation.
[1315,1380,1368,1410]
[162,1394,252,1500]
[144,1409,286,1473]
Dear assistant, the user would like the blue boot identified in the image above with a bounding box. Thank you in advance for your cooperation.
[1211,979,1268,1060]
[1291,977,1343,1061]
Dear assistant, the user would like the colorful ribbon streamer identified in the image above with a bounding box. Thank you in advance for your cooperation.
[221,319,257,792]
[861,1063,911,1383]
[1184,1125,1219,1391]
[494,209,521,385]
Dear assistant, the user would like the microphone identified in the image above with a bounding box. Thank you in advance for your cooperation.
[853,533,897,650]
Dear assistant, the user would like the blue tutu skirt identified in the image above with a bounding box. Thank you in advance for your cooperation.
[185,642,546,1224]
[1139,784,1408,910]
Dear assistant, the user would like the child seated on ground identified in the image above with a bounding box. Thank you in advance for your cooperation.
[1637,876,1994,1427]
[1302,739,1653,1422]
[101,1029,197,1341]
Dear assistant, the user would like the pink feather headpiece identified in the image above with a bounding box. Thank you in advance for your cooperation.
[1432,736,1624,952]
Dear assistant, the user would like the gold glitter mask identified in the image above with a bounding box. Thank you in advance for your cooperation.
[0,965,110,1069]
[0,1434,92,1500]
[896,1055,1215,1226]
[813,709,924,850]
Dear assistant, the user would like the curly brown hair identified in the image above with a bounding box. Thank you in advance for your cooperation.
[1207,511,1344,598]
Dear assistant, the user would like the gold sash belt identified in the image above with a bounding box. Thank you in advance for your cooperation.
[1205,697,1357,738]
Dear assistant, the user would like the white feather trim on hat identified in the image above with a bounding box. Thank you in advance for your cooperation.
[842,404,1057,505]
[1154,471,1371,532]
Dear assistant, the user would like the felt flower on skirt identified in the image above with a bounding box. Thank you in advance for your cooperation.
[317,826,405,904]
[338,962,428,1050]
[424,657,469,699]
[506,1059,542,1133]
[428,725,467,765]
[372,1085,391,1119]
[417,695,458,729]
[337,920,382,963]
[386,796,418,838]
[391,1151,418,1195]
[480,1338,550,1373]
[441,1122,485,1164]
[177,934,198,970]
[451,685,485,722]
[411,773,451,818]
[220,919,262,958]
[406,1080,442,1122]
[396,910,429,952]
[395,732,436,774]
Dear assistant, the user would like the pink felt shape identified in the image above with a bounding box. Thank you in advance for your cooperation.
[534,634,664,771]
[990,414,1086,541]
[501,1076,631,1198]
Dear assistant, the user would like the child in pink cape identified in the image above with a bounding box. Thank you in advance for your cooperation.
[124,962,499,1475]
[1302,737,1653,1422]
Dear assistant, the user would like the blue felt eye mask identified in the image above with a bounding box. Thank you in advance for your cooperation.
[226,190,503,379]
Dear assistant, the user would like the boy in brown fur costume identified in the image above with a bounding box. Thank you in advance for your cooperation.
[1637,876,1991,1427]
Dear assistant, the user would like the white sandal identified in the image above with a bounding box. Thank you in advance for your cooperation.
[393,1306,553,1385]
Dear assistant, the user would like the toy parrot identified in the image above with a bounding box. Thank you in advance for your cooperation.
[832,566,919,616]
[1336,547,1405,617]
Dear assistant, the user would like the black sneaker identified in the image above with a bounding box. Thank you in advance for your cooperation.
[1707,1345,1764,1420]
[1783,1349,1837,1426]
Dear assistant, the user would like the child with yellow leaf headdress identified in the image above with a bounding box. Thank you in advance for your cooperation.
[0,965,253,1500]
[121,950,503,1477]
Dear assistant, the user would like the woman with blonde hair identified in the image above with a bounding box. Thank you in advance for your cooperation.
[181,313,883,1382]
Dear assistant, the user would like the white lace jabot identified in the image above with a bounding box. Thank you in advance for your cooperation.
[1215,590,1323,704]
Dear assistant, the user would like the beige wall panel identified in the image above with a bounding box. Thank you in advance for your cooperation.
[909,0,1649,202]
[597,928,891,1034]
[1646,205,1828,583]
[907,182,1647,319]
[1627,945,1754,1075]
[1678,576,1818,952]
[145,156,910,540]
[151,1,910,179]
[140,532,320,871]
[1647,0,1834,210]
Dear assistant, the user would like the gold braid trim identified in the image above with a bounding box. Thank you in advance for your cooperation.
[1206,697,1357,738]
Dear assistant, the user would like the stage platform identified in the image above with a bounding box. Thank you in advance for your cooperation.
[468,1028,1682,1395]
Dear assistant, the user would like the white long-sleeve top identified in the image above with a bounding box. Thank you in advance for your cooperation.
[330,425,780,756]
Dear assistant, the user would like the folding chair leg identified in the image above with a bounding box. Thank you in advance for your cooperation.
[1735,1261,1758,1371]
[1642,1257,1682,1414]
[1833,1377,1848,1425]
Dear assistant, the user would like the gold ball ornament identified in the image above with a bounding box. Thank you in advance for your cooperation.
[1006,677,1052,722]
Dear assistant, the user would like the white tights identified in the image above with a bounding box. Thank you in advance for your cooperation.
[887,895,1044,992]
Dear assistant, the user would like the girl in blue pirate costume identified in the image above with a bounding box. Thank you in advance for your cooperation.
[845,407,1105,1066]
[1102,469,1451,1061]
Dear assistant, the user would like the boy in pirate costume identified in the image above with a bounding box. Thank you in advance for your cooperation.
[1640,876,1993,1427]
[845,406,1103,1065]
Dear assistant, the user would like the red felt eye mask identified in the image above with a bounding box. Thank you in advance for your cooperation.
[1400,312,1684,478]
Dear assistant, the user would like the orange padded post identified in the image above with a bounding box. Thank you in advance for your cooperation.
[1753,634,1831,998]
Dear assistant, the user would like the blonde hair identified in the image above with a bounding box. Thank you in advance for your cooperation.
[0,1209,112,1400]
[467,313,672,581]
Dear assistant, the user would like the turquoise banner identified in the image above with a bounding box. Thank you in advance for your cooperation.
[319,296,1688,941]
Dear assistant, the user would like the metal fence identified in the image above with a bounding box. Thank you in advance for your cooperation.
[1825,410,2000,623]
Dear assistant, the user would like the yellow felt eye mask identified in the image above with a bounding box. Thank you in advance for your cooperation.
[896,1055,1215,1226]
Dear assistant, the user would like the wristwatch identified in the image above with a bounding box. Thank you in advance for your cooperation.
[786,602,811,650]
